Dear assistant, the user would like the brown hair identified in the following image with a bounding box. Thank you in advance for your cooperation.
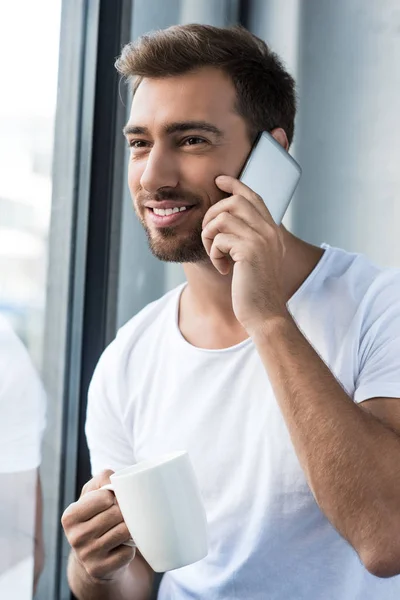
[115,24,297,145]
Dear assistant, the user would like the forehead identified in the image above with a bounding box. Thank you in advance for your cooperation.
[129,67,238,126]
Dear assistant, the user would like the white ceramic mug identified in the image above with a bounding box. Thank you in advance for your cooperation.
[100,450,208,572]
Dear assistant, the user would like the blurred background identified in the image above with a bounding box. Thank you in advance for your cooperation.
[0,0,398,598]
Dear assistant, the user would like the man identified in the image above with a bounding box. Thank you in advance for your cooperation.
[0,315,46,596]
[61,24,400,599]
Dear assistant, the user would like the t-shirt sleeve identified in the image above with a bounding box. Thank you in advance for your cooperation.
[0,321,47,473]
[85,338,135,476]
[354,270,400,403]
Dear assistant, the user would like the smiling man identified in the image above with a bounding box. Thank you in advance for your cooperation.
[62,24,400,600]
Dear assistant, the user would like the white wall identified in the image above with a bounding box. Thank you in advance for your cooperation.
[247,0,400,267]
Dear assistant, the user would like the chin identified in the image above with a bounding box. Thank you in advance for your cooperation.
[148,234,208,263]
[145,221,208,263]
[149,242,208,263]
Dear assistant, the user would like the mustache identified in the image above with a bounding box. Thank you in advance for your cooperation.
[138,188,202,205]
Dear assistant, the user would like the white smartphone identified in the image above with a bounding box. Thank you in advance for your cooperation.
[239,131,302,225]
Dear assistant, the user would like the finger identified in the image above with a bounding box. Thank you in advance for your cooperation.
[90,503,124,538]
[209,232,240,275]
[96,520,133,553]
[74,504,124,547]
[215,174,260,202]
[63,489,115,527]
[202,194,269,232]
[82,489,117,521]
[215,175,272,219]
[202,212,249,256]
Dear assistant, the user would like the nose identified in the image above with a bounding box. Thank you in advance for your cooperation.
[139,145,179,193]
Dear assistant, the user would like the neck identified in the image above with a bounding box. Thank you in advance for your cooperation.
[182,260,236,321]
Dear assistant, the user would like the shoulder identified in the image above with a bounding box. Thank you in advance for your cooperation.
[357,266,400,337]
[92,284,184,381]
[320,243,400,306]
[360,266,400,307]
[86,284,184,440]
[322,244,400,339]
[117,284,183,342]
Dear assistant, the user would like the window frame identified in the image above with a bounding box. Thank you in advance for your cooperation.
[39,1,131,598]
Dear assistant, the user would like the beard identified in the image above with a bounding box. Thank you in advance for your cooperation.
[135,188,210,263]
[144,218,208,262]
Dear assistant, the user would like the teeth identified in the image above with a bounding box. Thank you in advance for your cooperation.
[153,206,188,216]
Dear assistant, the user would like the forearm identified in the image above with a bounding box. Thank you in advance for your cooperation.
[68,551,153,600]
[253,314,400,562]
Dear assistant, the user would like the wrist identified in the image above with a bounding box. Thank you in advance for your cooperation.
[69,551,115,588]
[248,309,294,342]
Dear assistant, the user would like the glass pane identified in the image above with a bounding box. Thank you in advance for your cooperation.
[0,1,61,598]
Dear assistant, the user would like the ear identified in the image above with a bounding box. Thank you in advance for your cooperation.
[270,127,289,151]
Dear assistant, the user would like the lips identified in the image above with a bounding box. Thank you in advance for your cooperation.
[144,201,195,210]
[146,205,195,228]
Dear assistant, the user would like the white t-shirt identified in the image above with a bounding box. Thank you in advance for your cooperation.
[0,316,46,473]
[86,243,400,599]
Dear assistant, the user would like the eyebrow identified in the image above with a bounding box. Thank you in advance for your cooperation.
[122,120,224,140]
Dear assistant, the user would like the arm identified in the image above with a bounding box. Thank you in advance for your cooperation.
[62,470,154,600]
[69,337,155,598]
[202,174,400,578]
[252,314,400,578]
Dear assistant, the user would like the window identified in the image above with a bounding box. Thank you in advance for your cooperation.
[0,1,61,598]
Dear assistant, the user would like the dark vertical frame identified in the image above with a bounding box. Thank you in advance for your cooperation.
[50,1,131,598]
[39,0,94,597]
[239,0,251,28]
[74,0,131,499]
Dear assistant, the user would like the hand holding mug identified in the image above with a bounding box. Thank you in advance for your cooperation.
[61,470,136,583]
[99,451,208,573]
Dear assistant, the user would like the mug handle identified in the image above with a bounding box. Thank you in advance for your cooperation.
[99,484,137,550]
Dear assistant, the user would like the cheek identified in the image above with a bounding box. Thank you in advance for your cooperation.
[127,160,143,195]
[184,161,225,205]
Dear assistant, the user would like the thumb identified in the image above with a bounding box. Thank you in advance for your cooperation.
[80,469,115,496]
[214,175,237,195]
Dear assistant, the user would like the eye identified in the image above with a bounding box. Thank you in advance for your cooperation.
[182,136,207,146]
[128,139,149,149]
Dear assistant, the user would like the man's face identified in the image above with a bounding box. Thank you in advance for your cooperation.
[124,67,252,263]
